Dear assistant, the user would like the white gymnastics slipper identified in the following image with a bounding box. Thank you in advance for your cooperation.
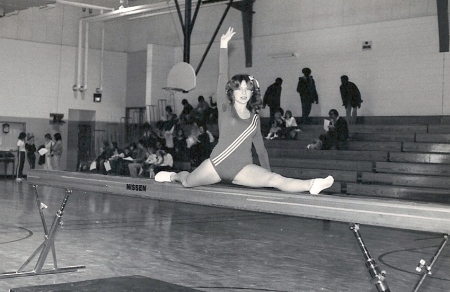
[155,171,175,182]
[309,175,334,195]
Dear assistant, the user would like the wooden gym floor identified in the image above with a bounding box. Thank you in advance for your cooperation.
[0,179,448,292]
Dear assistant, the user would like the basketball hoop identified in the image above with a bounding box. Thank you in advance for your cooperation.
[164,62,196,93]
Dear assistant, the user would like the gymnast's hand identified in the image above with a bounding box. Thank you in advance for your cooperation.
[220,27,236,48]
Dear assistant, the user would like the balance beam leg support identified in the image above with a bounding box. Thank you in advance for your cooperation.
[413,234,449,292]
[350,223,391,292]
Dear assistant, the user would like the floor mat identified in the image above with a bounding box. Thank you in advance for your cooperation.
[10,275,201,292]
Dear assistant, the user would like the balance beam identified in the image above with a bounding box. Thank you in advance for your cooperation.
[26,170,450,234]
[4,169,448,292]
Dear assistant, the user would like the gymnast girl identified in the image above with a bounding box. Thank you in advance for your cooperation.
[155,27,334,195]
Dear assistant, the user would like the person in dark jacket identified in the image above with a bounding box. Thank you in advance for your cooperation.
[25,134,36,169]
[179,99,194,124]
[340,75,362,125]
[320,109,349,150]
[297,68,318,124]
[263,77,283,127]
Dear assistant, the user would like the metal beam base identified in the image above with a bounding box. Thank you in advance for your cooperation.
[0,185,85,279]
[0,265,86,279]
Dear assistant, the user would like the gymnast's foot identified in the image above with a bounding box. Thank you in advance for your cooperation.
[309,176,334,195]
[155,171,176,182]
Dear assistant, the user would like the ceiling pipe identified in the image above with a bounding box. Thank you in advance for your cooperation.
[128,1,225,20]
[73,18,83,92]
[71,0,224,94]
[56,0,114,11]
[80,21,89,92]
[84,1,184,23]
[97,20,105,94]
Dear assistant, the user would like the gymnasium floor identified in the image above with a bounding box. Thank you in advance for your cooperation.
[0,178,448,292]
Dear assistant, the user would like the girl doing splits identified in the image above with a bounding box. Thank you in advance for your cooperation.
[156,28,333,195]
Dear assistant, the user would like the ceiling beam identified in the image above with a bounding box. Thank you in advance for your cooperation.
[437,0,449,52]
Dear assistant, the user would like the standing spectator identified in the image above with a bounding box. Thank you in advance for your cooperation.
[297,68,319,124]
[44,133,54,170]
[320,109,349,150]
[52,133,63,170]
[193,95,211,124]
[340,75,362,125]
[263,77,283,127]
[179,99,194,124]
[25,134,36,169]
[163,106,177,155]
[16,132,26,182]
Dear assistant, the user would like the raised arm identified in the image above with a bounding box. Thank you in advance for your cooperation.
[216,27,235,110]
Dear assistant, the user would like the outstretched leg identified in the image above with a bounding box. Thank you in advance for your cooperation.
[156,159,221,188]
[232,164,333,194]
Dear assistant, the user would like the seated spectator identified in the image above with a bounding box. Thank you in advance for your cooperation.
[320,109,349,150]
[140,146,158,178]
[128,140,148,177]
[109,142,124,175]
[208,95,218,123]
[95,140,114,174]
[190,124,213,167]
[265,109,285,140]
[140,122,157,148]
[152,150,173,176]
[193,95,211,124]
[179,99,194,124]
[164,105,178,123]
[186,123,201,149]
[173,128,188,161]
[280,110,302,139]
[120,146,134,176]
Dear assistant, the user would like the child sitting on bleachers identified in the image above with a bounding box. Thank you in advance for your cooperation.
[152,150,173,178]
[281,110,302,139]
[140,147,158,178]
[265,109,285,140]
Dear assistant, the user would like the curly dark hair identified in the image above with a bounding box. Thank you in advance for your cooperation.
[225,74,262,113]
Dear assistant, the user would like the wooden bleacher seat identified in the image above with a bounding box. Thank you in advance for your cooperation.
[272,167,357,183]
[348,124,428,133]
[346,183,450,203]
[375,161,450,176]
[347,141,402,151]
[402,142,450,153]
[259,116,450,203]
[350,132,415,142]
[264,139,401,152]
[269,158,374,172]
[415,133,450,143]
[360,172,450,189]
[389,152,450,164]
[266,149,388,161]
[427,124,450,133]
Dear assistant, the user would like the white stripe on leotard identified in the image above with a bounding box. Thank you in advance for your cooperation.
[211,114,258,166]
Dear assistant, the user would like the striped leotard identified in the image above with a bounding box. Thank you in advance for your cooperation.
[209,47,270,182]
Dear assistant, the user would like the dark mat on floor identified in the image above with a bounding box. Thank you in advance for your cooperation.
[10,275,201,292]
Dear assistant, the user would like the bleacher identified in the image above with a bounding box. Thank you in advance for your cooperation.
[260,116,450,204]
